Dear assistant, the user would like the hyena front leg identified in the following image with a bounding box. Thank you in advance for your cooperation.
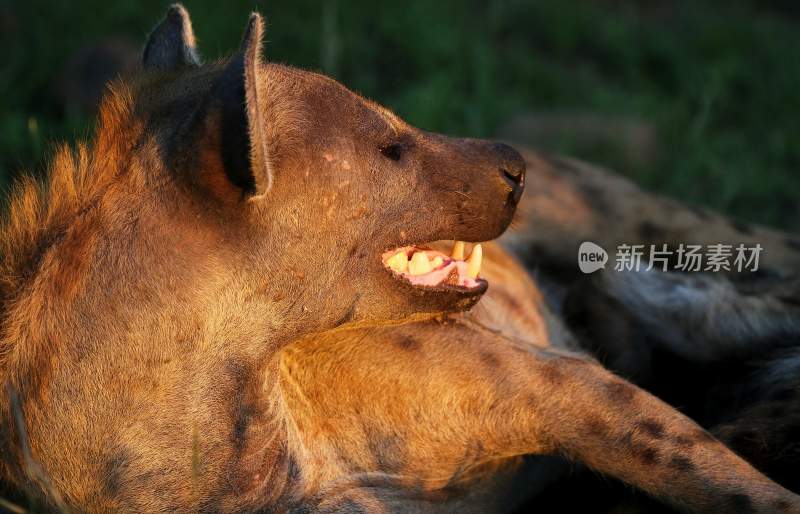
[280,320,800,513]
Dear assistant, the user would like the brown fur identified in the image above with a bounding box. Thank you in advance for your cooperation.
[0,6,523,511]
[1,6,798,514]
[276,251,799,513]
[503,130,800,511]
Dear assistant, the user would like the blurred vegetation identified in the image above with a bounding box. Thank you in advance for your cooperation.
[1,0,799,229]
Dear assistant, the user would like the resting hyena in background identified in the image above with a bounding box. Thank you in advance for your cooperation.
[503,151,800,511]
[0,6,798,513]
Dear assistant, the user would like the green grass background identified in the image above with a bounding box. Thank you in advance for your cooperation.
[2,0,799,230]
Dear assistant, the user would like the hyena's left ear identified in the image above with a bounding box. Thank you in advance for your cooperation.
[143,4,201,70]
[210,13,273,198]
[239,13,273,198]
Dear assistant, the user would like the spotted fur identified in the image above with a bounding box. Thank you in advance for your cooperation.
[1,6,798,514]
[509,137,800,510]
[0,6,522,511]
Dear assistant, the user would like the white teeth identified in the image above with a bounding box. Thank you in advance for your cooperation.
[389,243,481,280]
[408,252,433,275]
[466,243,482,279]
[452,240,465,260]
[386,251,408,273]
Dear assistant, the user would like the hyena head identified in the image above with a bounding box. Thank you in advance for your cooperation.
[134,5,524,337]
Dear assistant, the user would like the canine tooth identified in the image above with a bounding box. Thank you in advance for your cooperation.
[431,256,443,269]
[452,240,465,260]
[466,244,482,278]
[386,251,408,273]
[409,252,433,275]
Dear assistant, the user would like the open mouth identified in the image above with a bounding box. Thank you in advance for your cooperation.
[381,241,487,292]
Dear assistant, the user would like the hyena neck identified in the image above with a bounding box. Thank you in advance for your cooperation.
[0,90,296,392]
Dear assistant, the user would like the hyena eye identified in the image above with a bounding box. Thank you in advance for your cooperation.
[380,143,404,161]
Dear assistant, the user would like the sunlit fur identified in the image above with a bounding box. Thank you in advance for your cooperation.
[1,7,799,514]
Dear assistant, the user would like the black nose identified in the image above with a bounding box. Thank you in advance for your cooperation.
[493,142,525,204]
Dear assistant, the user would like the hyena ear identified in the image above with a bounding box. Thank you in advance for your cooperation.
[214,13,273,198]
[240,13,273,197]
[143,4,201,70]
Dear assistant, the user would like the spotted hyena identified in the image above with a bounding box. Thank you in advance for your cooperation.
[504,148,800,511]
[0,6,797,514]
